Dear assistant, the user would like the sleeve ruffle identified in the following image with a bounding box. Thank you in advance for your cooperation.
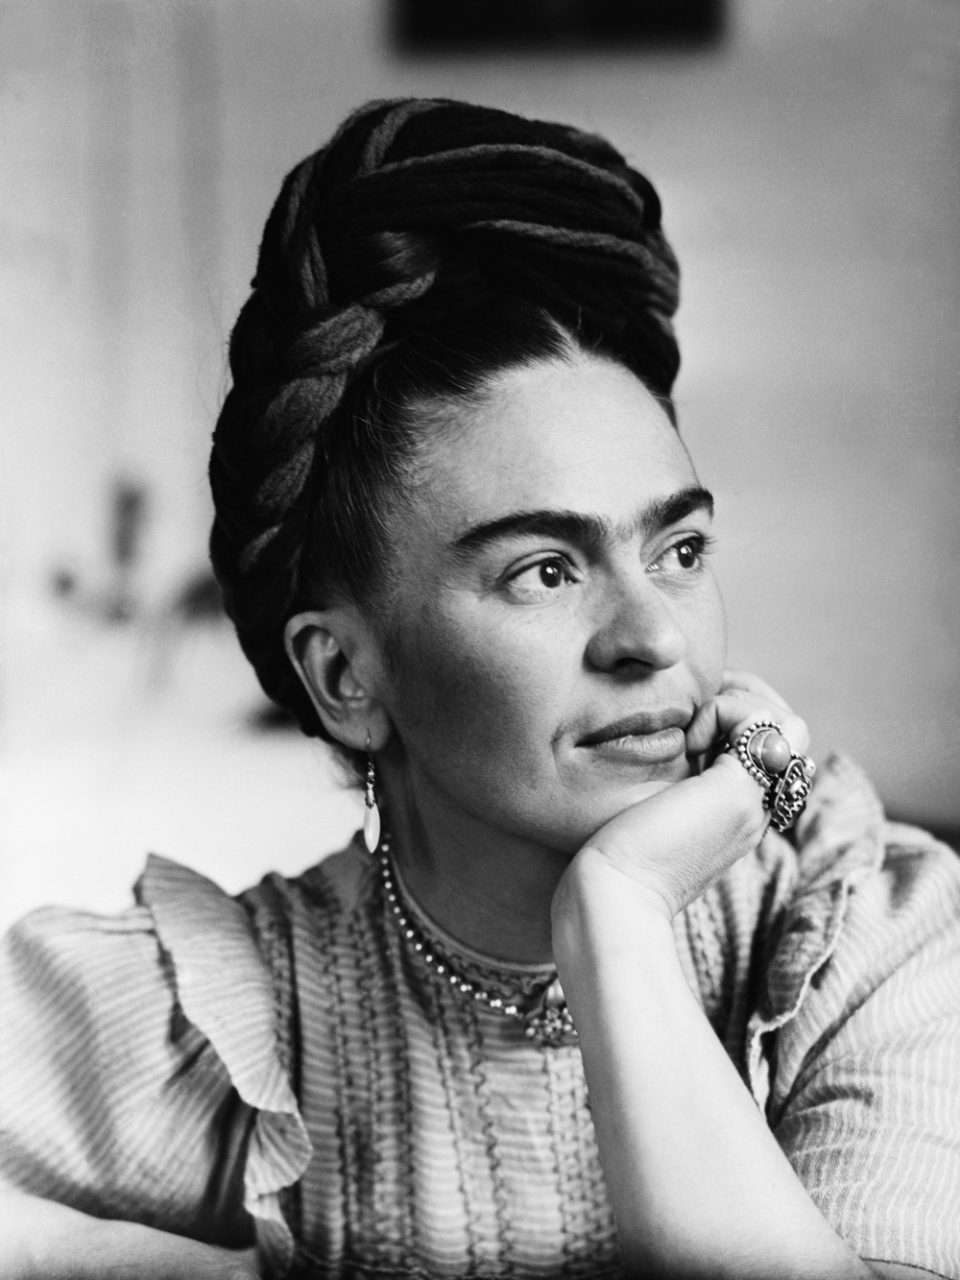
[136,853,312,1275]
[0,854,311,1277]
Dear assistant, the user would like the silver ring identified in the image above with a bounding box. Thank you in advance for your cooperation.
[728,719,788,791]
[728,718,816,832]
[767,754,816,832]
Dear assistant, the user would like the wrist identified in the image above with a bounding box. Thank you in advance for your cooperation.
[551,844,679,974]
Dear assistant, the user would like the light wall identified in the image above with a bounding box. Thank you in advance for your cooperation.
[1,0,957,923]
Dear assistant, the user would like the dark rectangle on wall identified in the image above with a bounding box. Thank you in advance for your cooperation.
[392,0,726,52]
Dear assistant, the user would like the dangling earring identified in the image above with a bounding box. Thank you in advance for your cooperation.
[363,737,381,855]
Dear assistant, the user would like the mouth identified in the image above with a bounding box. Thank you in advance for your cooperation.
[578,707,693,746]
[577,707,693,765]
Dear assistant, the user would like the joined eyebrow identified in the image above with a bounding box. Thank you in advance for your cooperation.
[452,485,714,557]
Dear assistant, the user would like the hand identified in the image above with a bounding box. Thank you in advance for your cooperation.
[555,670,810,929]
[685,668,810,777]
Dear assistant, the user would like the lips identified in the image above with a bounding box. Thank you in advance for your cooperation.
[577,706,694,747]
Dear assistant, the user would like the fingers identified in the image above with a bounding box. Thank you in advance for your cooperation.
[684,670,801,774]
[686,674,815,848]
[686,695,808,758]
[720,669,791,708]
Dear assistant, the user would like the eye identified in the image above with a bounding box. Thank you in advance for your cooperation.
[674,538,701,570]
[653,533,714,575]
[504,554,580,602]
[537,561,567,588]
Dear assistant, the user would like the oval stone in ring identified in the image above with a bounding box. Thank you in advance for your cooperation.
[752,730,792,776]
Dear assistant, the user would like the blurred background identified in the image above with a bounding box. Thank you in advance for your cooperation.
[1,0,958,931]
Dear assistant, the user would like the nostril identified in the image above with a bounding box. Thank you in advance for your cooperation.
[587,593,686,673]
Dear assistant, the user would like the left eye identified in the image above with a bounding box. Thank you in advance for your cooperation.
[658,536,707,572]
[674,539,701,569]
[537,561,567,588]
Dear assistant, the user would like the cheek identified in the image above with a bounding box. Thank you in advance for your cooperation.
[387,608,556,768]
[689,578,727,696]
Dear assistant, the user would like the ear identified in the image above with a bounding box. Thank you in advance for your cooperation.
[284,608,391,752]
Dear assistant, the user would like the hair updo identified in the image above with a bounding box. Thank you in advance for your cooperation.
[209,97,681,771]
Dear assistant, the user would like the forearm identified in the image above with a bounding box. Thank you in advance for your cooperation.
[553,849,875,1280]
[0,1189,260,1280]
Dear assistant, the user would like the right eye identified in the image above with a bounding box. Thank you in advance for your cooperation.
[503,555,581,603]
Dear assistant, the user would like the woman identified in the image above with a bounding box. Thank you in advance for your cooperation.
[2,98,959,1280]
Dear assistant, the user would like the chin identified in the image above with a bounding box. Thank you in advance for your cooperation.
[538,770,686,855]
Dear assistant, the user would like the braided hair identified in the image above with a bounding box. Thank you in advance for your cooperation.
[209,97,681,769]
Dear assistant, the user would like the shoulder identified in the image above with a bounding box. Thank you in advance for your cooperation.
[134,853,276,1045]
[1,894,178,1108]
[1,848,290,1102]
[0,862,249,1233]
[684,752,960,1084]
[2,880,176,1044]
[748,757,960,1276]
[768,752,960,1030]
[792,749,954,898]
[0,853,313,1251]
[239,834,377,937]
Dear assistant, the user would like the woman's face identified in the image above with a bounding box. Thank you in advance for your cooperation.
[370,350,726,854]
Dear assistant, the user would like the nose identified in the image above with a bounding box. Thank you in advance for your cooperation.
[585,574,687,673]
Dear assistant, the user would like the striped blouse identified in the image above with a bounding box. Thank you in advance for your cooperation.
[2,754,960,1278]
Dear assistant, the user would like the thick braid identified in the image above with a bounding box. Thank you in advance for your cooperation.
[209,98,681,740]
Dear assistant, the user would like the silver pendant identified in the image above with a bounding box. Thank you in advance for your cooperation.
[523,977,578,1047]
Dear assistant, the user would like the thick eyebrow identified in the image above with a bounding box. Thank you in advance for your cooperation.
[452,485,714,557]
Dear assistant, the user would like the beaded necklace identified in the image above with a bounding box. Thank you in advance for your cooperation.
[378,837,579,1048]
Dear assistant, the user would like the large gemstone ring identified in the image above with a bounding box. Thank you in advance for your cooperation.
[728,718,816,832]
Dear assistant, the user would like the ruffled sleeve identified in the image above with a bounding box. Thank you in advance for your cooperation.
[0,854,311,1277]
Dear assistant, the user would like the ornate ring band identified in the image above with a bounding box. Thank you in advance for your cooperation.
[767,755,816,832]
[729,719,791,790]
[727,718,816,832]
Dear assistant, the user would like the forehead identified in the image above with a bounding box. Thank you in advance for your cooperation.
[411,353,697,532]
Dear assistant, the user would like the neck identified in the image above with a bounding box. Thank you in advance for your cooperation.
[378,761,571,966]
